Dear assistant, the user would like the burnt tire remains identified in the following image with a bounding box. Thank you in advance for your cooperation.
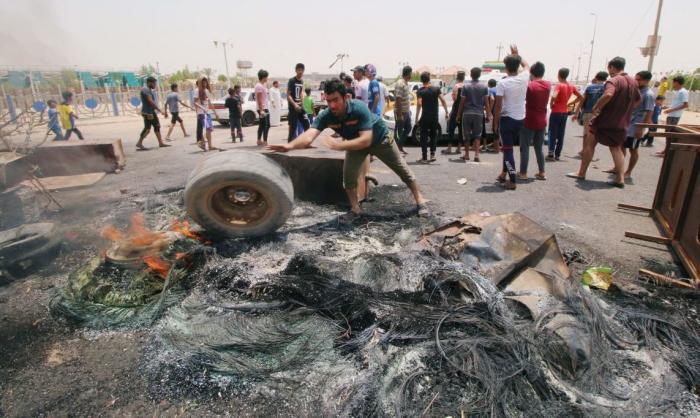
[184,151,294,238]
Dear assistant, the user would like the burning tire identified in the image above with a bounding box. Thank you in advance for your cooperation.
[184,151,294,238]
[0,222,61,273]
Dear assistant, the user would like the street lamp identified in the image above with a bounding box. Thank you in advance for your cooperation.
[213,40,233,88]
[585,12,598,85]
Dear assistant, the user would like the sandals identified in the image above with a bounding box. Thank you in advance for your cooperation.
[606,180,625,189]
[501,181,516,190]
[565,173,585,180]
[535,173,547,181]
[417,203,430,217]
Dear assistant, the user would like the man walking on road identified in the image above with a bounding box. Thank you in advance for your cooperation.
[268,78,428,218]
[567,57,640,188]
[619,70,655,179]
[494,45,529,190]
[366,64,383,116]
[394,65,413,156]
[415,71,449,163]
[547,68,582,161]
[136,77,169,150]
[164,83,192,141]
[288,63,310,141]
[444,71,465,156]
[457,67,490,162]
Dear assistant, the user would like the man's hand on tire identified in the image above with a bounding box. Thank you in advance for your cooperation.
[267,143,292,153]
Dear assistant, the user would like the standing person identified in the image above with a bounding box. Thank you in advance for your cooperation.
[47,99,64,141]
[287,63,309,141]
[269,80,282,127]
[366,64,383,116]
[225,85,244,143]
[378,76,390,114]
[414,71,449,163]
[493,45,530,190]
[444,71,465,155]
[136,77,169,150]
[573,71,608,156]
[394,65,413,156]
[657,76,669,98]
[163,83,192,141]
[303,88,315,124]
[619,70,655,179]
[343,76,356,99]
[255,69,271,146]
[484,79,499,152]
[657,76,689,157]
[267,78,428,217]
[456,67,491,162]
[58,92,84,140]
[567,57,641,188]
[352,66,369,105]
[546,68,582,161]
[193,77,219,151]
[643,95,663,147]
[519,61,550,180]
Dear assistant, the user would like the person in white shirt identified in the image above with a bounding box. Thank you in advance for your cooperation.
[352,65,370,105]
[493,44,530,190]
[269,80,282,127]
[657,75,690,157]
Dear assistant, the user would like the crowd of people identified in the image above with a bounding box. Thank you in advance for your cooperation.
[45,48,691,215]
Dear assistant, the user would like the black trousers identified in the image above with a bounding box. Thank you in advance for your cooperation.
[257,110,270,142]
[419,118,439,159]
[447,110,462,146]
[288,108,309,142]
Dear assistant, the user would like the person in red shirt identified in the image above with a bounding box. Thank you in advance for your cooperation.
[547,68,582,161]
[519,62,551,180]
[567,57,641,188]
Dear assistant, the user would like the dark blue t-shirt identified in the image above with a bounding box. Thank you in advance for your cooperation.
[583,83,605,113]
[311,99,388,146]
[651,104,661,124]
[140,87,156,115]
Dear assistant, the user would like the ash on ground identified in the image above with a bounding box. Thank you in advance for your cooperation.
[85,186,700,418]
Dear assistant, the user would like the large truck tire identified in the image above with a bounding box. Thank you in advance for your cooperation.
[184,151,294,238]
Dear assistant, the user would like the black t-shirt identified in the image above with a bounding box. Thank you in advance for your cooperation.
[140,87,156,114]
[287,77,304,106]
[225,96,241,118]
[417,86,441,121]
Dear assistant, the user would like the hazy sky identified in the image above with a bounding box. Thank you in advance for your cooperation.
[1,0,698,81]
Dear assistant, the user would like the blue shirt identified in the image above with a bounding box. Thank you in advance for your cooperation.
[628,87,655,137]
[311,99,388,146]
[368,79,383,115]
[47,108,60,129]
[583,83,605,113]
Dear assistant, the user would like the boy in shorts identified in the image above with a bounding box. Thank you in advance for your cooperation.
[225,85,244,142]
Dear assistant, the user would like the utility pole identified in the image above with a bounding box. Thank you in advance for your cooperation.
[585,13,598,85]
[214,40,233,88]
[647,0,663,72]
[496,43,504,61]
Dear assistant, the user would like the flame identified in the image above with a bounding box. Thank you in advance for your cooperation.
[143,255,171,278]
[170,220,201,240]
[175,252,188,260]
[101,226,124,242]
[128,213,166,246]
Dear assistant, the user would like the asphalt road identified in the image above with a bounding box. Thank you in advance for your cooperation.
[56,111,691,278]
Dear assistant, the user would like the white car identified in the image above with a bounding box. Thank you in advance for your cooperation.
[382,105,449,144]
[211,88,289,126]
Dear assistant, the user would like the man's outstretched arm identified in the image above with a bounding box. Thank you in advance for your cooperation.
[268,128,321,152]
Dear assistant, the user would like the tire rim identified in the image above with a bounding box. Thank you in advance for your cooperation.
[207,182,272,227]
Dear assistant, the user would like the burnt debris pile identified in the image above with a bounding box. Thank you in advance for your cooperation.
[133,191,700,417]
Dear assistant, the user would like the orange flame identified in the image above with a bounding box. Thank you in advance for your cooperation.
[143,255,171,278]
[170,220,201,240]
[101,226,124,242]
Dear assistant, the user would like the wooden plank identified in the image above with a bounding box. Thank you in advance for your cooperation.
[21,172,106,191]
[638,268,696,289]
[617,203,652,212]
[669,143,700,151]
[624,231,672,245]
[645,132,700,139]
[636,123,700,135]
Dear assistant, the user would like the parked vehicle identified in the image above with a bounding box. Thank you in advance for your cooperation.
[211,88,289,126]
[382,104,448,145]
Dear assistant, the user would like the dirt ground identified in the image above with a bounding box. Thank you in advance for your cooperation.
[0,111,698,416]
